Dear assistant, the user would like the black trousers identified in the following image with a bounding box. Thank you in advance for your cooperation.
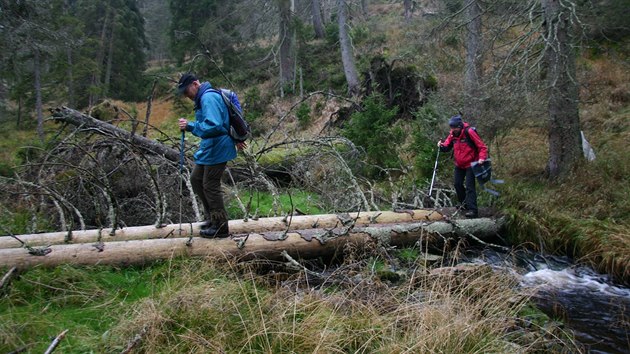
[454,166,477,212]
[190,162,228,224]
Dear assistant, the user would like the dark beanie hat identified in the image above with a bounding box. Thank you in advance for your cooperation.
[448,115,463,128]
[177,73,197,94]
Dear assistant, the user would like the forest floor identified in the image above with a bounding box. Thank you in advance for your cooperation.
[0,32,628,354]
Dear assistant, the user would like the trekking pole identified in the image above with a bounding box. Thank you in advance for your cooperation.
[179,130,185,237]
[428,148,440,197]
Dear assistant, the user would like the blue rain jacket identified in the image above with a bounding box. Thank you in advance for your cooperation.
[185,82,237,165]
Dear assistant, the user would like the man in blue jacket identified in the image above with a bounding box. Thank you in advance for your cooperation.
[177,73,237,238]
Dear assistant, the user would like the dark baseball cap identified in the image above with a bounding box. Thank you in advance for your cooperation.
[177,73,197,94]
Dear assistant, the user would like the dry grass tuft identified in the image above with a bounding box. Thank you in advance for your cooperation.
[497,127,548,179]
[103,258,576,353]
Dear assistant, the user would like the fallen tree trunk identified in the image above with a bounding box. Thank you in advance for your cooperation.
[0,218,504,269]
[49,106,181,162]
[0,210,443,249]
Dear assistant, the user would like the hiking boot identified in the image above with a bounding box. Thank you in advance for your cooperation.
[199,227,229,238]
[199,222,229,239]
[200,220,212,230]
[465,210,478,218]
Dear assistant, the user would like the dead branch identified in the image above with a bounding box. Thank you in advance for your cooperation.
[43,329,68,354]
[120,325,148,354]
[142,79,159,137]
[0,267,18,292]
[50,106,181,162]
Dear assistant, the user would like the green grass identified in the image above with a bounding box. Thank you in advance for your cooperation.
[227,189,324,219]
[0,121,39,169]
[0,263,170,352]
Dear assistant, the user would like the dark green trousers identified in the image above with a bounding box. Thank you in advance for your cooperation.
[190,162,229,227]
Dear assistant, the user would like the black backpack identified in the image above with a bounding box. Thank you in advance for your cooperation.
[471,159,492,184]
[210,88,251,143]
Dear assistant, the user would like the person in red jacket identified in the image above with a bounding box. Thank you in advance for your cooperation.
[438,115,488,218]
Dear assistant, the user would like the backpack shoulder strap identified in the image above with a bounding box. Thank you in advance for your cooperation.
[464,126,478,151]
[206,88,233,109]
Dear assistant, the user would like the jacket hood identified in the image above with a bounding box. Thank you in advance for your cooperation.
[193,82,213,110]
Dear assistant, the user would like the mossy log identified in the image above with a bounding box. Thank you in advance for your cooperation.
[0,210,443,249]
[0,218,504,269]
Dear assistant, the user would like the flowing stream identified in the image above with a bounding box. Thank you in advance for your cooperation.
[463,249,630,353]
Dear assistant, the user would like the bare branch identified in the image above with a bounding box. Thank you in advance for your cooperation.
[43,329,69,354]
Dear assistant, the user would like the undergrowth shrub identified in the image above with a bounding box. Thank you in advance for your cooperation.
[0,161,14,177]
[411,102,446,179]
[325,22,340,47]
[0,207,50,235]
[296,102,311,128]
[342,94,404,175]
[243,86,270,132]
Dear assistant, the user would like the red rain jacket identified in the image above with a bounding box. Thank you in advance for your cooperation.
[440,123,488,169]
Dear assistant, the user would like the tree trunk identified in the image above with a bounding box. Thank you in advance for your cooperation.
[66,47,75,108]
[542,0,582,180]
[463,0,483,124]
[104,18,115,98]
[89,7,111,107]
[278,0,295,94]
[337,0,360,97]
[0,218,504,269]
[403,0,412,22]
[0,210,443,248]
[312,0,325,39]
[361,0,368,18]
[34,48,44,141]
[17,97,22,128]
[49,106,182,162]
[322,0,332,23]
[64,2,75,108]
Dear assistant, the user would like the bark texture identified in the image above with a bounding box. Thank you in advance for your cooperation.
[542,0,582,179]
[403,0,412,22]
[337,0,360,96]
[463,0,483,123]
[278,0,295,90]
[49,106,181,162]
[0,217,504,269]
[0,210,443,248]
[312,0,325,39]
[34,48,44,140]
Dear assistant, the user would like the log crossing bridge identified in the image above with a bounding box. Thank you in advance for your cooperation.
[0,209,504,269]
